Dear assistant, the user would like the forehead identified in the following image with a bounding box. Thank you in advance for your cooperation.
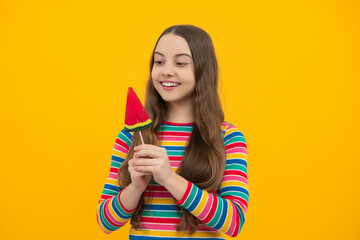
[154,34,192,57]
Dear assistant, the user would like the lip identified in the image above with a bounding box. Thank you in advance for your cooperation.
[159,80,181,91]
[160,80,180,84]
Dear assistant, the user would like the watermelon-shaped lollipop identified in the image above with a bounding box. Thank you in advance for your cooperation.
[124,87,152,144]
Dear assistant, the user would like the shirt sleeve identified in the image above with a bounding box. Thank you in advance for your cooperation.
[176,123,249,237]
[96,128,137,234]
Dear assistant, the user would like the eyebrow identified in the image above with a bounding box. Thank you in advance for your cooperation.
[154,51,192,59]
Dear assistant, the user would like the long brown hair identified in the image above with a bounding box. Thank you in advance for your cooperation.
[118,25,226,234]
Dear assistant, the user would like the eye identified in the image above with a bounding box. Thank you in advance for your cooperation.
[154,60,163,65]
[176,62,187,66]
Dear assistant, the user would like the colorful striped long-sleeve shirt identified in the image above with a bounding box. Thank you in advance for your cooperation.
[97,121,249,239]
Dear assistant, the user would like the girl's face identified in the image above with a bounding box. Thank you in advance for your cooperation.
[151,33,196,105]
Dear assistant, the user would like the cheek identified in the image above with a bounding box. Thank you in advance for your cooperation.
[185,70,196,84]
[151,68,159,80]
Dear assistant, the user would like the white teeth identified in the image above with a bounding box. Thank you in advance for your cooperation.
[162,82,179,87]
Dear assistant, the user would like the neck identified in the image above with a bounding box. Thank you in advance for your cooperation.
[166,99,194,123]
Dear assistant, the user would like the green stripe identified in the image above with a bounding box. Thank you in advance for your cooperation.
[182,184,197,209]
[119,132,132,146]
[225,136,246,145]
[222,192,249,201]
[99,201,114,230]
[225,164,247,173]
[160,125,193,132]
[149,180,160,185]
[111,161,120,168]
[142,210,182,218]
[103,189,118,196]
[113,196,132,217]
[208,197,223,226]
[166,150,185,156]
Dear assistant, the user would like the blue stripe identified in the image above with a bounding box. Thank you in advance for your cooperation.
[104,183,121,192]
[120,129,133,141]
[163,146,186,151]
[234,203,245,232]
[220,186,249,196]
[227,159,247,167]
[111,155,123,163]
[99,201,117,231]
[187,187,202,212]
[143,204,181,211]
[130,236,224,240]
[224,131,244,142]
[213,198,228,229]
[111,197,130,219]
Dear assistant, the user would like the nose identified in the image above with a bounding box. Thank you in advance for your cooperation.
[161,62,175,77]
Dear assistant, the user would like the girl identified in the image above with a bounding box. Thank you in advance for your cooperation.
[96,25,249,239]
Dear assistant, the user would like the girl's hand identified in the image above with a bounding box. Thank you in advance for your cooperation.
[128,157,152,193]
[133,144,174,186]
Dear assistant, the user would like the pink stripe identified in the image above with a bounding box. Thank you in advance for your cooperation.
[144,191,173,198]
[238,199,248,213]
[226,147,248,154]
[104,199,122,227]
[139,223,218,231]
[108,172,118,179]
[113,143,128,153]
[140,223,175,231]
[225,201,236,235]
[197,193,213,220]
[222,122,232,128]
[170,161,181,167]
[158,136,190,141]
[222,175,248,185]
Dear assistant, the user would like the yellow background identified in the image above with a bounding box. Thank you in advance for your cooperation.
[1,0,359,239]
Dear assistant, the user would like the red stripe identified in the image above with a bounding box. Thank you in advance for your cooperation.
[101,194,112,200]
[117,192,138,213]
[140,216,180,224]
[239,198,248,208]
[103,200,122,227]
[176,181,192,205]
[208,189,219,195]
[157,131,191,136]
[116,138,130,151]
[223,195,240,202]
[164,121,194,126]
[224,170,247,179]
[231,201,240,237]
[168,156,183,161]
[143,191,173,198]
[147,185,167,191]
[225,142,247,150]
[202,195,218,223]
[223,196,248,212]
[110,167,118,173]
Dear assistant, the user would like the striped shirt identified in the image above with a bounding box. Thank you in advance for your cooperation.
[96,121,249,239]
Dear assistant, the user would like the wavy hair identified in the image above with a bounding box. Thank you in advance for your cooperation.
[118,24,226,234]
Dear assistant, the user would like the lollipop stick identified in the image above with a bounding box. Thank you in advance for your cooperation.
[139,131,144,145]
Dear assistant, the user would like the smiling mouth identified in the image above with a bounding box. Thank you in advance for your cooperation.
[160,81,181,87]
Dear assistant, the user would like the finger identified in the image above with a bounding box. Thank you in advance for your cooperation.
[130,166,153,175]
[134,158,157,166]
[134,144,151,151]
[137,170,153,176]
[134,165,156,173]
[128,159,134,167]
[134,146,166,159]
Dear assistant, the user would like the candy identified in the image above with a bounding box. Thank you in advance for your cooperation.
[124,87,152,132]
